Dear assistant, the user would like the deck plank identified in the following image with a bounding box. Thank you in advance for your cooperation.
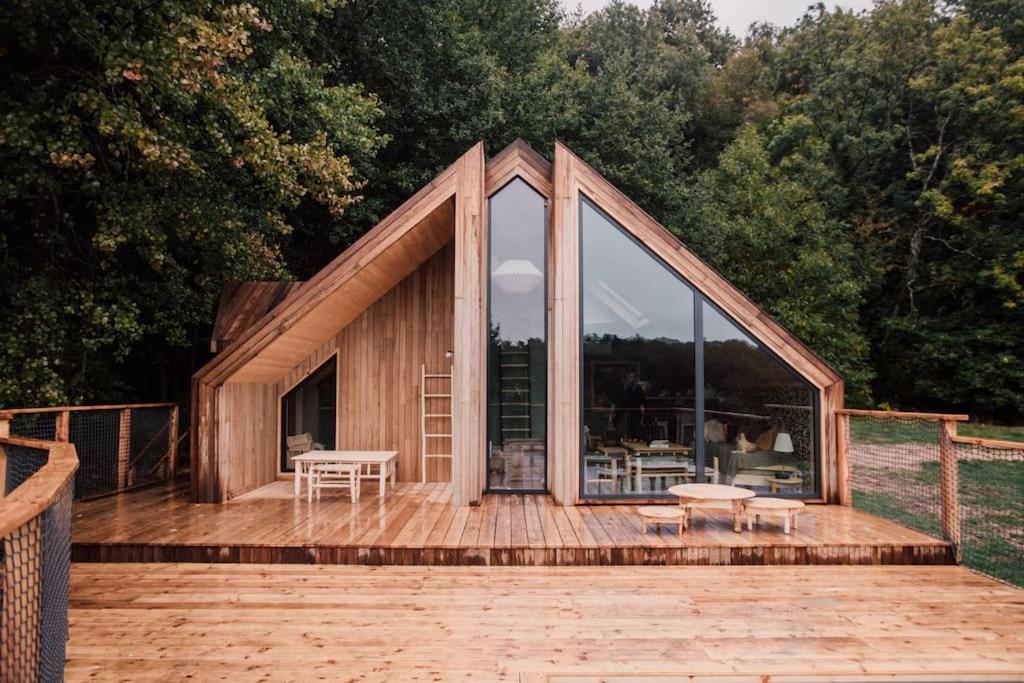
[66,563,1024,681]
[71,478,954,566]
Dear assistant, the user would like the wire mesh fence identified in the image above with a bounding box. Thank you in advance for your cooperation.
[0,439,77,682]
[844,411,1024,587]
[950,438,1024,587]
[6,404,179,499]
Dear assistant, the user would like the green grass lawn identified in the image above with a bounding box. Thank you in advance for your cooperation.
[958,423,1024,443]
[850,417,1024,445]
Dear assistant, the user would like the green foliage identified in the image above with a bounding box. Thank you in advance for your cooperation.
[683,126,872,398]
[0,0,385,404]
[0,0,1020,423]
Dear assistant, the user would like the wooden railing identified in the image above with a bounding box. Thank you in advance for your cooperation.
[0,403,179,499]
[838,408,1024,586]
[0,429,78,681]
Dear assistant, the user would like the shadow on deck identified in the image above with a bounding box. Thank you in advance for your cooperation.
[71,477,953,566]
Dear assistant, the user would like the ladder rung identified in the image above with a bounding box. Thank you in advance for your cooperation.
[424,453,453,459]
[424,413,452,418]
[424,374,451,379]
[425,433,453,438]
[424,394,451,398]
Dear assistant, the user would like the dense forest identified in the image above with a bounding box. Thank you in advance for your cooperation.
[1,0,1021,421]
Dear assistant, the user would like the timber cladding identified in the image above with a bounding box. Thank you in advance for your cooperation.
[192,139,846,505]
[280,241,456,485]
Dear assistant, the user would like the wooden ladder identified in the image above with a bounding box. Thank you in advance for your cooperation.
[420,364,453,483]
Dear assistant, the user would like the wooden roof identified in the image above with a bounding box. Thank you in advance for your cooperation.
[195,139,840,388]
[210,282,303,353]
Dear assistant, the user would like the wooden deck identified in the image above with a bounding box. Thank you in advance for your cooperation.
[71,478,953,566]
[66,563,1024,681]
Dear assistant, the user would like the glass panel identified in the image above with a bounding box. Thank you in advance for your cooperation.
[487,179,547,490]
[280,358,337,472]
[581,198,696,496]
[702,302,817,496]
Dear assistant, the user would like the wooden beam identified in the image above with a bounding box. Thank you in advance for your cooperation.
[549,143,581,505]
[938,419,961,559]
[117,408,131,491]
[452,142,486,506]
[838,408,970,421]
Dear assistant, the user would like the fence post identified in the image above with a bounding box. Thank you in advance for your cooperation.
[836,412,851,506]
[55,410,70,442]
[117,408,131,491]
[938,418,961,560]
[0,411,9,500]
[168,405,179,479]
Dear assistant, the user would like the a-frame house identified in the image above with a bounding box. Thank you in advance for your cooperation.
[192,141,844,506]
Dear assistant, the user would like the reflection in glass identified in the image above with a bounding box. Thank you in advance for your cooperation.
[581,199,697,496]
[702,303,816,495]
[487,179,547,490]
[280,358,337,472]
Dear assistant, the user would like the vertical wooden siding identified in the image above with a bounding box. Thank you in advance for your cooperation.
[216,383,278,500]
[452,143,487,505]
[279,242,456,484]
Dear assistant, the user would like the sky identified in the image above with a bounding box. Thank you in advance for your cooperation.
[567,0,876,37]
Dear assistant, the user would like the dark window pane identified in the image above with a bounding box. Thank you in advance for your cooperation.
[581,198,697,496]
[487,179,547,490]
[280,358,337,472]
[703,303,817,496]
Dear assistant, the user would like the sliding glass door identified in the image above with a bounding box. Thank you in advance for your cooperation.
[280,357,337,472]
[487,179,547,491]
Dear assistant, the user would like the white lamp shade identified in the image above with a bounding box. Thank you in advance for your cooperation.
[492,259,543,294]
[773,432,794,453]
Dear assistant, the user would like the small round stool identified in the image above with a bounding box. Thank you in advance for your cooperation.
[638,506,686,537]
[743,497,805,534]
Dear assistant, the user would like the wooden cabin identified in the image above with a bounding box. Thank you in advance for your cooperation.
[191,140,844,506]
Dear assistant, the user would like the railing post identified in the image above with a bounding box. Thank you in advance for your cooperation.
[168,405,179,479]
[938,418,961,560]
[55,409,70,442]
[0,411,9,500]
[117,408,131,491]
[836,412,851,505]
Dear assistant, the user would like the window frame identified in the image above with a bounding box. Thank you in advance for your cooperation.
[577,194,821,500]
[485,177,550,494]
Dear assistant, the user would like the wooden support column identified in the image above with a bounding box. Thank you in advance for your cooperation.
[168,405,179,479]
[55,410,69,443]
[0,411,9,500]
[117,408,131,492]
[548,143,581,505]
[938,418,961,559]
[451,142,486,506]
[835,411,851,506]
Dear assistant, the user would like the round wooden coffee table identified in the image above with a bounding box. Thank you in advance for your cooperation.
[668,483,756,532]
[637,506,686,537]
[743,497,805,534]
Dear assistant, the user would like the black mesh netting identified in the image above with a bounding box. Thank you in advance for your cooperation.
[1,446,73,682]
[128,407,172,487]
[847,414,1024,588]
[39,479,73,682]
[5,444,50,496]
[68,410,120,498]
[848,415,944,538]
[951,440,1023,587]
[10,413,57,441]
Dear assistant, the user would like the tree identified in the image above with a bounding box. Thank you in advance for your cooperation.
[682,125,872,398]
[0,0,386,405]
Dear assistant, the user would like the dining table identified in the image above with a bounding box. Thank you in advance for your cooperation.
[292,450,398,499]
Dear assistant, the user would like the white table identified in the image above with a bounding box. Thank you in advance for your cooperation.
[293,451,398,499]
